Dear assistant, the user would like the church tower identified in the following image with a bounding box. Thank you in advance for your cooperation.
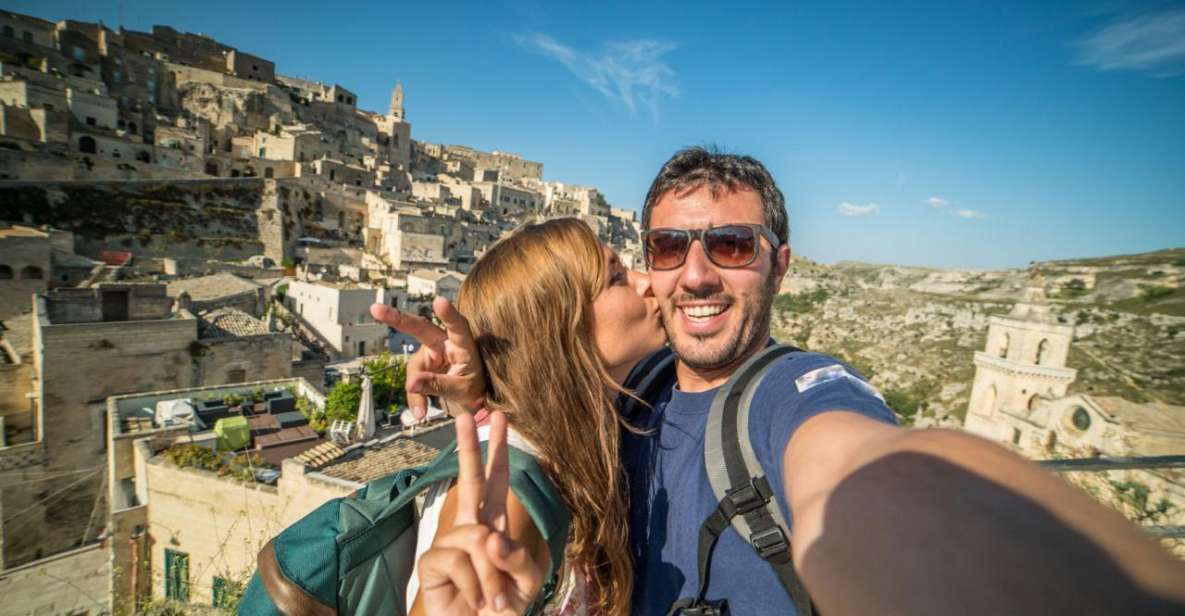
[388,82,404,119]
[964,270,1077,442]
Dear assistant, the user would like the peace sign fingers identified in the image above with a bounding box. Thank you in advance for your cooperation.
[482,411,510,532]
[453,412,485,526]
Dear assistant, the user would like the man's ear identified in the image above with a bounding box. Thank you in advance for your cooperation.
[774,245,791,279]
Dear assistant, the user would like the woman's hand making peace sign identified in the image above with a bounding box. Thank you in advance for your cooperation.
[415,411,548,616]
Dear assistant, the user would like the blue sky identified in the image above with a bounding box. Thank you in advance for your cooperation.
[9,0,1185,269]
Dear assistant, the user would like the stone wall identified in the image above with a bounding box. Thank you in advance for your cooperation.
[193,333,292,386]
[142,459,351,606]
[0,361,34,436]
[0,227,50,320]
[0,542,110,615]
[1,309,199,566]
[0,178,287,264]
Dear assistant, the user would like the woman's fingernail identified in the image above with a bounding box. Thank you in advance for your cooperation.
[494,594,507,611]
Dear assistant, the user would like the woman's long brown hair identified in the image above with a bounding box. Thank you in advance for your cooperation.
[456,218,632,616]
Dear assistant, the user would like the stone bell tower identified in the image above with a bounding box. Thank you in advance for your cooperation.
[388,82,405,120]
[964,269,1077,442]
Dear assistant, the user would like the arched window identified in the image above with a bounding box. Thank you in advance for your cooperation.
[1035,339,1050,365]
[999,333,1010,358]
[0,265,13,279]
[21,265,43,280]
[1027,394,1040,411]
[983,385,997,416]
[79,136,97,153]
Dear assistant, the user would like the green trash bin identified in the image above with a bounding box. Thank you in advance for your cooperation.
[214,415,250,451]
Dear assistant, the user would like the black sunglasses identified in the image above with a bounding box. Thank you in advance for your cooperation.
[643,224,781,271]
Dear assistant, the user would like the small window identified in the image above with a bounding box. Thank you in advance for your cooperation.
[0,265,13,279]
[73,46,86,62]
[2,26,13,38]
[112,70,121,82]
[212,576,239,608]
[1071,407,1091,432]
[164,549,189,602]
[1011,428,1021,445]
[22,31,32,43]
[86,116,96,126]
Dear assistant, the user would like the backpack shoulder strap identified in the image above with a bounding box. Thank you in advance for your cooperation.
[619,347,677,421]
[697,343,814,615]
[384,438,570,609]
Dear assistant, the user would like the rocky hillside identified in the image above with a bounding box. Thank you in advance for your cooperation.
[772,248,1185,426]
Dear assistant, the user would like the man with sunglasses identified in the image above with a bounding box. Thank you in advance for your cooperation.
[376,147,1185,615]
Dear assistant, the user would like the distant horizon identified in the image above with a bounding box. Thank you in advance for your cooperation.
[807,245,1185,272]
[5,1,1183,270]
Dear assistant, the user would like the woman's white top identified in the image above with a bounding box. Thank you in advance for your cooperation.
[406,426,595,614]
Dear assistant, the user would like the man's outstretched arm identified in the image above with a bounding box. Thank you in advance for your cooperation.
[784,413,1185,615]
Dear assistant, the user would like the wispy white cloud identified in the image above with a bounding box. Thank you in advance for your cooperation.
[954,208,986,219]
[1072,8,1185,77]
[516,33,679,117]
[838,201,880,217]
[926,196,951,208]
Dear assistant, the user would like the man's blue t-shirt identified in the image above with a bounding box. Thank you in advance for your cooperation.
[621,349,898,615]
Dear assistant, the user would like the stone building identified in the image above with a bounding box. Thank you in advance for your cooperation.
[167,272,266,317]
[0,282,295,570]
[407,269,464,303]
[963,274,1185,529]
[964,275,1077,441]
[284,280,400,359]
[90,377,448,613]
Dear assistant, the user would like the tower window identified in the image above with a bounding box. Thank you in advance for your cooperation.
[1035,339,1050,365]
[1071,407,1091,432]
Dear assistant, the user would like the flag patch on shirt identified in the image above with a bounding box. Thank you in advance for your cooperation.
[795,363,886,402]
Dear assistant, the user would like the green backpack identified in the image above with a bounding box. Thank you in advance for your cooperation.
[238,440,570,615]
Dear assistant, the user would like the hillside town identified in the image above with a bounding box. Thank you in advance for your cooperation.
[0,7,1182,615]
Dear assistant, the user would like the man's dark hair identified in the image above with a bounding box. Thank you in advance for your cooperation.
[641,146,789,246]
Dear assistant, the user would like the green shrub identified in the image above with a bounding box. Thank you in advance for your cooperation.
[1139,285,1174,300]
[364,352,408,411]
[325,380,362,423]
[773,289,830,314]
[162,444,221,472]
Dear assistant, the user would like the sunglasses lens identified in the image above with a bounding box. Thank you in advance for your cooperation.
[704,226,758,267]
[646,231,690,270]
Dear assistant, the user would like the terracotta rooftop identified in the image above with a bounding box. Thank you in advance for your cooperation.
[168,272,261,301]
[318,437,441,484]
[197,307,270,338]
[1092,396,1185,435]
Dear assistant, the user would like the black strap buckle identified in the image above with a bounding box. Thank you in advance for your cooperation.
[723,476,773,517]
[751,524,790,560]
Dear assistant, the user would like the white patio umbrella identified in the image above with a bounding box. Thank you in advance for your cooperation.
[356,373,376,441]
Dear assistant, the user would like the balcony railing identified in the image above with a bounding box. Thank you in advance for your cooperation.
[1038,454,1185,538]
